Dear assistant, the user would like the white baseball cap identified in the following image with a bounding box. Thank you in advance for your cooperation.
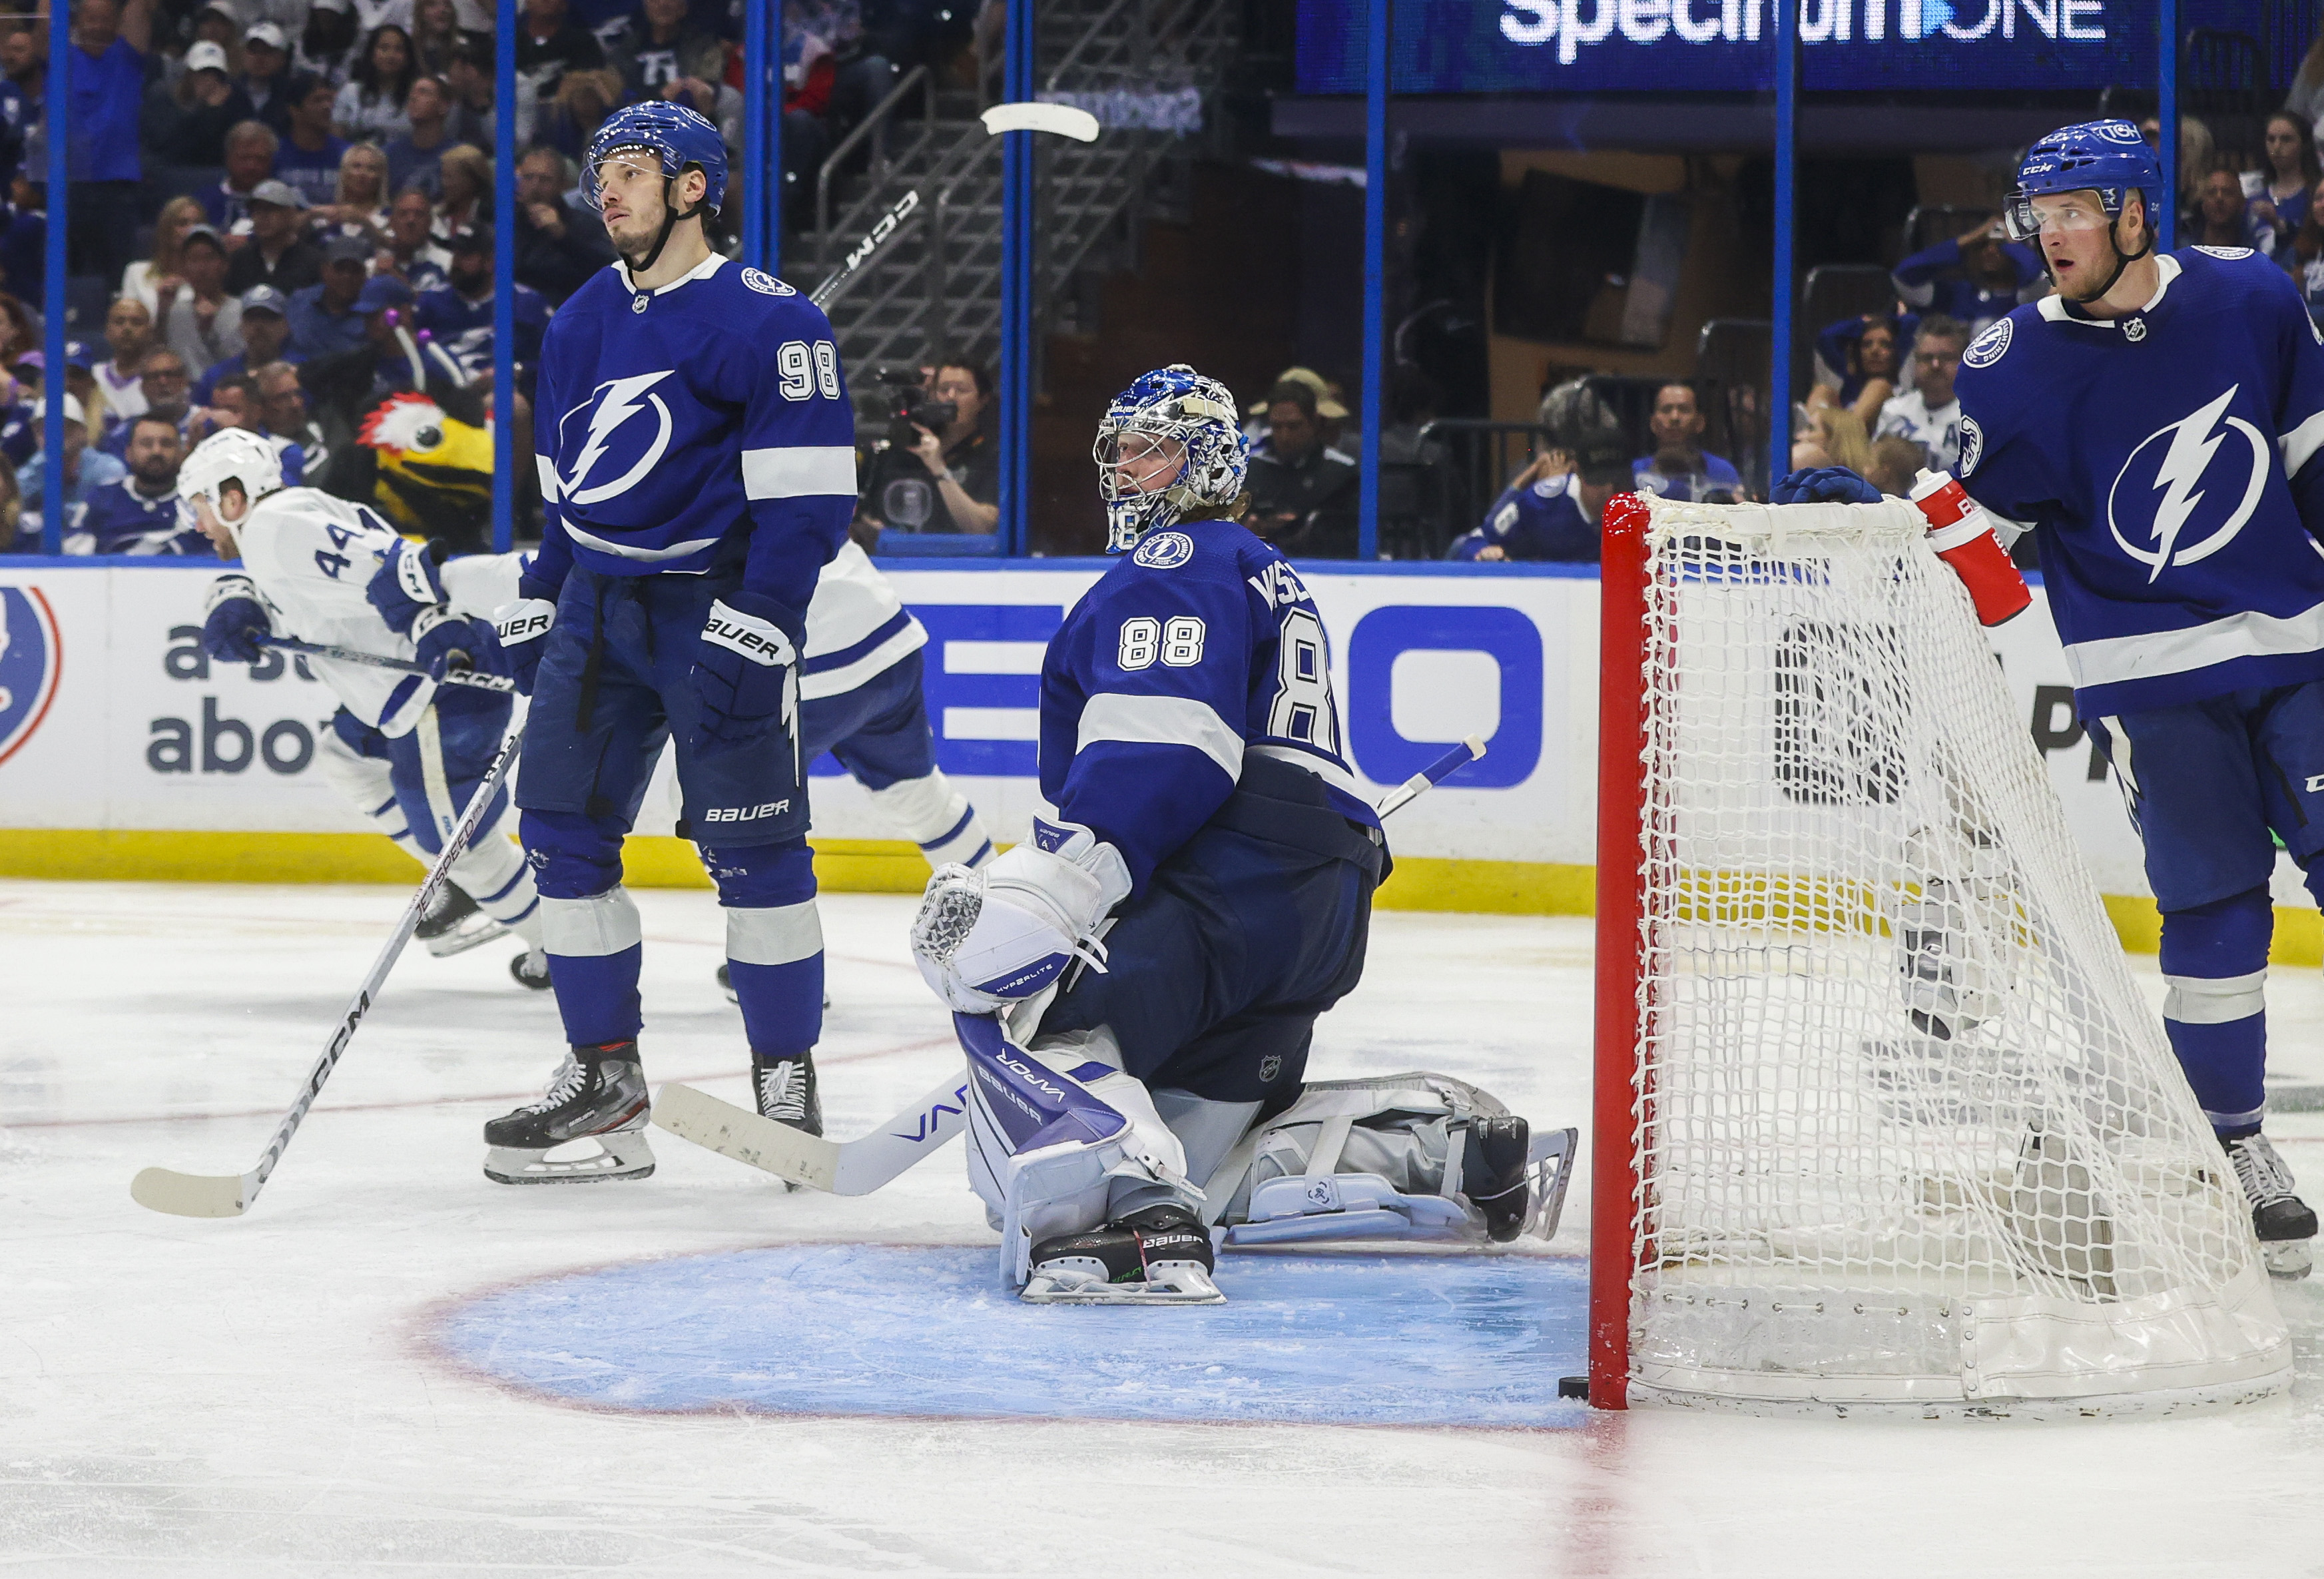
[34,394,88,428]
[185,40,231,75]
[244,20,287,49]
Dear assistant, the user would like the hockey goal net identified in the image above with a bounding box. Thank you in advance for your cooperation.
[1588,493,2291,1416]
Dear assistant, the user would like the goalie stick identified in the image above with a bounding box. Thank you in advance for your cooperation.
[257,635,517,693]
[129,723,525,1218]
[653,735,1490,1192]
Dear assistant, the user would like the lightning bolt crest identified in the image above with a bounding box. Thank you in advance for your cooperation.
[566,371,675,505]
[2146,385,2237,583]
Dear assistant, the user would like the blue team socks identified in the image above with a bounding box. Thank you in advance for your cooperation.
[2158,887,2273,1136]
[545,942,644,1047]
[728,954,825,1056]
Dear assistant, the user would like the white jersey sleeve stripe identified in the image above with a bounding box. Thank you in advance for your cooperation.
[535,453,561,503]
[741,446,858,499]
[2280,408,2324,479]
[2063,597,2324,689]
[1075,693,1244,781]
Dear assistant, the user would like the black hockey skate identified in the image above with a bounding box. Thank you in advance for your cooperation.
[753,1048,822,1134]
[2225,1133,2318,1280]
[1022,1203,1225,1305]
[483,1041,655,1184]
[416,882,507,958]
[509,950,552,990]
[1464,1115,1535,1243]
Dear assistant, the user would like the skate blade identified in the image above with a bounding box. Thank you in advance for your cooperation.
[424,915,511,958]
[1019,1264,1225,1305]
[2263,1239,2314,1280]
[483,1134,655,1185]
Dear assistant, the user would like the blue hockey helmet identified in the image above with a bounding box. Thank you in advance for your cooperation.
[2004,119,2164,244]
[1092,364,1248,553]
[583,101,728,219]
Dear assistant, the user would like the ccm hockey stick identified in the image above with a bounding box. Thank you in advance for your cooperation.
[257,635,517,693]
[805,101,1101,311]
[129,723,526,1217]
[654,735,1490,1193]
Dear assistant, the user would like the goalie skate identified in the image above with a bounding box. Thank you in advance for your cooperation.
[1021,1204,1225,1305]
[416,883,507,958]
[483,1042,655,1184]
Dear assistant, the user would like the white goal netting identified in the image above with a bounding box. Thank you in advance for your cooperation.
[1614,495,2290,1415]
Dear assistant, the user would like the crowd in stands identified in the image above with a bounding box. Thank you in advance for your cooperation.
[0,0,972,553]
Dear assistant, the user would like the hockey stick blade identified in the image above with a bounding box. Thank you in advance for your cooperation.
[130,1165,254,1218]
[980,102,1100,141]
[653,1070,972,1195]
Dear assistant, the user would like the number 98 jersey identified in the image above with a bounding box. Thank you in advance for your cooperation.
[1037,517,1377,896]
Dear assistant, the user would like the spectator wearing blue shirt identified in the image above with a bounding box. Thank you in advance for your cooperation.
[200,121,281,234]
[1809,313,1912,434]
[17,394,127,545]
[2251,112,2321,266]
[287,235,373,359]
[273,76,353,210]
[1890,217,2044,338]
[191,285,300,406]
[70,413,207,555]
[414,226,545,397]
[2189,163,2269,253]
[1630,382,1741,503]
[1450,447,1629,563]
[62,0,152,296]
[384,75,454,199]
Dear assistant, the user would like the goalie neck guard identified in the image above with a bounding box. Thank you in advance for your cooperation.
[1093,364,1248,553]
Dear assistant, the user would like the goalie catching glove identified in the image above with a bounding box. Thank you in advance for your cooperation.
[911,822,1132,1013]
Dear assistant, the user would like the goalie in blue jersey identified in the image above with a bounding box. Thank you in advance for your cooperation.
[482,103,855,1186]
[1782,121,2324,1279]
[908,367,1558,1304]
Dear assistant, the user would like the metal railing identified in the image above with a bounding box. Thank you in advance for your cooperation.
[814,64,939,270]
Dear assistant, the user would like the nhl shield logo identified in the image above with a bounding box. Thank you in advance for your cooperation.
[0,585,63,769]
[2123,317,2148,342]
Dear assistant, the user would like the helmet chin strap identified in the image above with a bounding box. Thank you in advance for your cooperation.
[625,172,705,278]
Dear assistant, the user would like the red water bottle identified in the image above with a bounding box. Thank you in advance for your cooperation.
[1908,470,2030,627]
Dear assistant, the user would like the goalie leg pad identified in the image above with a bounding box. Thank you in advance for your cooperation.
[1209,1074,1578,1247]
[957,1014,1193,1285]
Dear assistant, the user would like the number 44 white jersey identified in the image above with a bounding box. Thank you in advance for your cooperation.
[230,489,513,737]
[1035,516,1376,896]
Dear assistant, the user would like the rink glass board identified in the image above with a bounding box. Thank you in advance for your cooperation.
[430,1243,1592,1427]
[10,556,2312,910]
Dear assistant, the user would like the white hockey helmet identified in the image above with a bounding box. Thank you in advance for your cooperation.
[179,428,284,521]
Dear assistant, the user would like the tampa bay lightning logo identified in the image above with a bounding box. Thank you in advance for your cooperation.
[2105,386,2269,583]
[559,372,676,506]
[1133,531,1194,569]
[1958,415,1984,477]
[1963,318,2011,369]
[0,585,61,769]
[2194,245,2255,261]
[738,267,795,296]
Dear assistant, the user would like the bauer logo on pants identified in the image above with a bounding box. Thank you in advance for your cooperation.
[0,585,62,769]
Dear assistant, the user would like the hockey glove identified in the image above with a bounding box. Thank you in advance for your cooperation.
[200,574,272,665]
[1772,466,1882,505]
[365,537,446,636]
[490,585,557,695]
[412,607,507,681]
[911,832,1132,1014]
[691,590,802,754]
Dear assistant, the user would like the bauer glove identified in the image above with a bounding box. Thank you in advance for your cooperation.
[489,584,557,695]
[1772,466,1882,505]
[412,607,507,682]
[365,536,446,636]
[200,574,271,665]
[691,589,802,754]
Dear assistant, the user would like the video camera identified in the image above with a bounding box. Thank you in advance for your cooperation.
[870,366,956,450]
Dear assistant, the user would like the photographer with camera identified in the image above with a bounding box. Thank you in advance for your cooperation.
[856,362,1000,537]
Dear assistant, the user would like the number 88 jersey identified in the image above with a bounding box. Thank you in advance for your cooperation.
[1036,517,1377,897]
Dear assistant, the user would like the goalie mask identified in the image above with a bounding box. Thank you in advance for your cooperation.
[1093,364,1247,553]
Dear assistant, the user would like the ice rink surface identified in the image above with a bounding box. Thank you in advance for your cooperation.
[7,877,2324,1577]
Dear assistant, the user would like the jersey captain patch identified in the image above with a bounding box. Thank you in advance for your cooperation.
[1133,531,1195,569]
